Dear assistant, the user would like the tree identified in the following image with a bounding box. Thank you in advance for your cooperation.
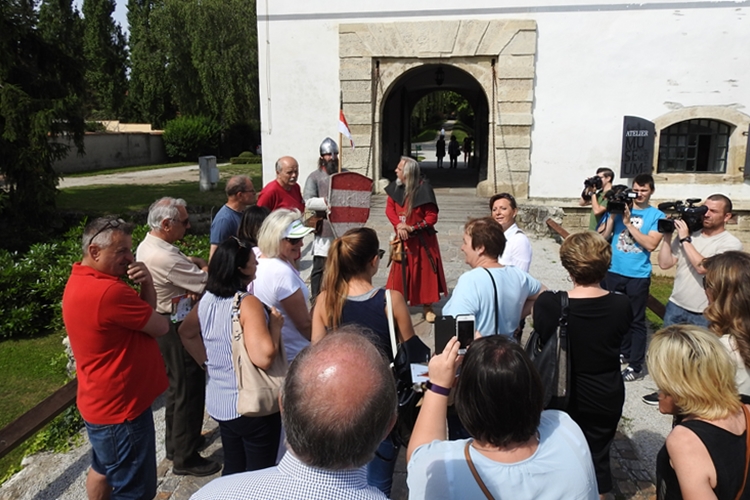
[126,0,175,128]
[82,0,128,119]
[0,0,85,249]
[152,0,259,128]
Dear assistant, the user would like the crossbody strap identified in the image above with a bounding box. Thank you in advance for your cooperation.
[482,268,499,336]
[558,291,569,338]
[385,289,398,359]
[736,405,750,500]
[464,441,495,500]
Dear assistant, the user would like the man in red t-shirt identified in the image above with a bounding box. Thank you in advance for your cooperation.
[257,156,305,212]
[63,217,169,500]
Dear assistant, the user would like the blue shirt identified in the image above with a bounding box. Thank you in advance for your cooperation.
[190,452,387,500]
[608,205,664,279]
[442,266,542,337]
[210,204,243,245]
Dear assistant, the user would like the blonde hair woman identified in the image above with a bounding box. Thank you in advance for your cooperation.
[648,325,750,500]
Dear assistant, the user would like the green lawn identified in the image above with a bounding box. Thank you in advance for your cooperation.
[647,274,674,330]
[56,164,262,216]
[0,333,69,482]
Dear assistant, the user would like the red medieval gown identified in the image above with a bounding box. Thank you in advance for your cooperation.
[385,189,447,307]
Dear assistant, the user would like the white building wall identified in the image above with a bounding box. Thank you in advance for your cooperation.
[257,1,750,202]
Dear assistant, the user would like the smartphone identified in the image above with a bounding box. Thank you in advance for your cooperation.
[455,314,475,354]
[434,315,456,354]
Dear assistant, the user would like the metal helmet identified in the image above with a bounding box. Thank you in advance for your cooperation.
[319,137,339,156]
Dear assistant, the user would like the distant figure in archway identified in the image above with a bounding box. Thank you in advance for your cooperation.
[436,136,446,168]
[448,136,460,169]
[463,136,473,165]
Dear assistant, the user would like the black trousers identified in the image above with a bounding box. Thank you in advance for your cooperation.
[157,319,206,467]
[310,256,326,302]
[570,411,621,494]
[218,413,281,476]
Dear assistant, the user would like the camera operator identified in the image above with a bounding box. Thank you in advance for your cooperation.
[641,194,743,405]
[579,167,614,231]
[600,174,665,382]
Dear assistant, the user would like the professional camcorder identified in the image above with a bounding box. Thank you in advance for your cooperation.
[657,199,707,234]
[580,176,604,201]
[604,185,637,214]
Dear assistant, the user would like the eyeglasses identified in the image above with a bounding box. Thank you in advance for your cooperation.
[377,249,385,259]
[171,217,190,226]
[285,237,303,245]
[87,218,126,247]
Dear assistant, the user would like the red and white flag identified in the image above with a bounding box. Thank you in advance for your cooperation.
[338,110,354,149]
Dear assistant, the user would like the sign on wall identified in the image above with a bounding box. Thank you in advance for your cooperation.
[620,116,656,178]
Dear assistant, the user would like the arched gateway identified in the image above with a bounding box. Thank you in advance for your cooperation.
[339,20,537,198]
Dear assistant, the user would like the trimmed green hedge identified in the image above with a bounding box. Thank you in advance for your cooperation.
[163,115,221,161]
[230,152,262,164]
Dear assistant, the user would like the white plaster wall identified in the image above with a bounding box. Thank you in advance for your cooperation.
[257,1,750,201]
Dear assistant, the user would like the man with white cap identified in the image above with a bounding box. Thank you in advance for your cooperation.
[303,137,340,301]
[253,209,315,363]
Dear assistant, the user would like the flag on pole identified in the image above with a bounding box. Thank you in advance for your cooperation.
[339,110,354,149]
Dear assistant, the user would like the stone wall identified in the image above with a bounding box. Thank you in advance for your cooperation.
[52,133,166,174]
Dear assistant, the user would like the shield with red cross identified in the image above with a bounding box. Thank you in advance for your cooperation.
[327,172,373,238]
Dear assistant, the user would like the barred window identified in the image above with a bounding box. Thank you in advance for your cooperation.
[657,119,731,173]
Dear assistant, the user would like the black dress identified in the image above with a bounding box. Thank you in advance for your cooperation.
[657,418,750,499]
[533,291,632,493]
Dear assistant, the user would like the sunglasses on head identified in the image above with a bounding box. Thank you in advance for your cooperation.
[87,218,126,247]
[377,249,385,259]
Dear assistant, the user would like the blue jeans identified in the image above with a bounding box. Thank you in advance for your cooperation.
[603,272,650,373]
[85,408,157,500]
[367,436,399,497]
[663,301,709,328]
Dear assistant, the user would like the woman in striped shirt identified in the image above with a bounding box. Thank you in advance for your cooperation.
[179,237,284,475]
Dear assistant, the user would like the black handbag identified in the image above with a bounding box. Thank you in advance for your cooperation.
[386,290,431,447]
[524,291,570,410]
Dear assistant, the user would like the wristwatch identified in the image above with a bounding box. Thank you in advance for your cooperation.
[425,381,451,396]
[680,236,692,244]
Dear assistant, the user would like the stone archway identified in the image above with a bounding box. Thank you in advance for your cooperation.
[339,20,537,197]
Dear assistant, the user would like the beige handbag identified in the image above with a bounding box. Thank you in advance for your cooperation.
[231,292,287,417]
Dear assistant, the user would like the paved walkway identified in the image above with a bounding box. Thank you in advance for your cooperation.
[1,177,664,499]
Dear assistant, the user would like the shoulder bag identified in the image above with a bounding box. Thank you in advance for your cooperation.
[524,291,570,410]
[386,289,431,447]
[231,292,287,417]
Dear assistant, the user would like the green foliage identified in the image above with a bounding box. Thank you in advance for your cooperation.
[0,0,86,250]
[26,406,84,455]
[647,274,674,330]
[411,128,438,143]
[82,0,128,119]
[230,152,262,164]
[84,121,107,132]
[163,115,221,161]
[151,0,259,127]
[126,0,176,128]
[0,224,83,339]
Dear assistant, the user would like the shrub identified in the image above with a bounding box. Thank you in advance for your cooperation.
[162,115,221,161]
[229,152,262,164]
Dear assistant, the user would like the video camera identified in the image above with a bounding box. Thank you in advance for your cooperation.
[657,199,707,234]
[580,176,604,201]
[604,185,637,214]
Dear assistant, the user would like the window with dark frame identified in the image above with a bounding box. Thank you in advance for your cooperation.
[657,119,732,173]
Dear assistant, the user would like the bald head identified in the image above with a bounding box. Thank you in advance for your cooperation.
[274,156,299,189]
[281,329,397,470]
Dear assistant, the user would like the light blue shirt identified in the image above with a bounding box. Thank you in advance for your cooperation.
[608,205,664,279]
[191,452,387,500]
[407,410,598,500]
[442,266,541,337]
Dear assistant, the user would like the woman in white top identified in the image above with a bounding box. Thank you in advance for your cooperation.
[253,209,314,363]
[490,192,532,272]
[703,251,750,397]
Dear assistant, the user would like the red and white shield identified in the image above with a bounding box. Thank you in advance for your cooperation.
[327,172,373,238]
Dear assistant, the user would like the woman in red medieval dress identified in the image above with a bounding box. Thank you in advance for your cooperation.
[385,156,447,323]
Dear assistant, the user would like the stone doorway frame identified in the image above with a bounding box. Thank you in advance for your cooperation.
[339,19,537,197]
